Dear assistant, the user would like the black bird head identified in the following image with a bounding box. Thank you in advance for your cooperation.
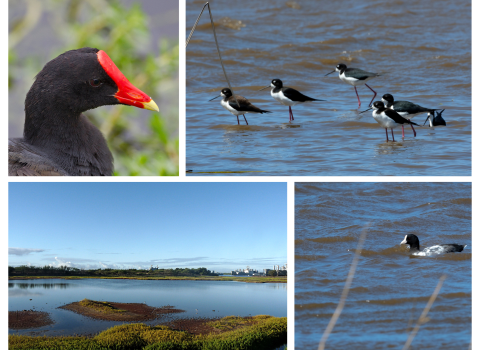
[26,48,158,115]
[325,63,347,76]
[360,101,384,114]
[209,88,232,101]
[400,234,420,251]
[381,94,394,107]
[271,79,283,88]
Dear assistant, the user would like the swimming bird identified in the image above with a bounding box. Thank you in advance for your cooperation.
[360,101,419,142]
[325,63,380,108]
[258,79,324,122]
[424,109,447,127]
[8,47,159,176]
[400,234,466,253]
[209,88,271,125]
[382,93,440,135]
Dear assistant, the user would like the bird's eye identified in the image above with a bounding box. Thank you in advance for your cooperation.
[89,79,102,87]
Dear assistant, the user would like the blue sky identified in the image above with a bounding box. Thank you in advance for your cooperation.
[9,182,287,272]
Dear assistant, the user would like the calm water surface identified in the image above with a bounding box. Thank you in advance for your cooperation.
[186,0,471,176]
[8,279,286,336]
[295,182,471,349]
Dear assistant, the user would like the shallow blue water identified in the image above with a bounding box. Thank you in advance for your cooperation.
[9,279,286,336]
[186,0,471,176]
[295,182,471,349]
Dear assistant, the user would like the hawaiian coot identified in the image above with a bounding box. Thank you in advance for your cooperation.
[400,234,466,254]
[9,47,159,176]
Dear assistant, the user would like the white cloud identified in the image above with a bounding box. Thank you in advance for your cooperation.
[9,248,45,256]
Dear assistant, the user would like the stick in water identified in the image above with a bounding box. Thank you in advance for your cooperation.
[318,222,371,350]
[185,2,240,112]
[401,275,447,350]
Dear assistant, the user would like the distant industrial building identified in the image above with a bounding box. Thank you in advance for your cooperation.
[231,264,287,276]
[231,266,262,276]
[264,264,287,276]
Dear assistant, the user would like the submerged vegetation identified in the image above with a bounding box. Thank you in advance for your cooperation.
[9,315,287,350]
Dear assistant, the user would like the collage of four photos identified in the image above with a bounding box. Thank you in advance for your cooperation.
[7,0,473,349]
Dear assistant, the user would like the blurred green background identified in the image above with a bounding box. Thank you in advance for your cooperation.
[9,0,179,176]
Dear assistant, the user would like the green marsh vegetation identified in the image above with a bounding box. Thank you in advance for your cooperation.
[9,315,287,350]
[9,0,178,175]
[9,266,287,283]
[77,299,126,314]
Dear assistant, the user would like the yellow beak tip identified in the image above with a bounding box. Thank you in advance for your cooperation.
[143,99,159,112]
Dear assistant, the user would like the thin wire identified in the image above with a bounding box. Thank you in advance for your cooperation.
[318,223,370,350]
[185,2,240,109]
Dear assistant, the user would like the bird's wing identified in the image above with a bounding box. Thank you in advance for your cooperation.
[384,109,419,125]
[395,101,433,114]
[229,96,270,113]
[8,139,68,176]
[345,68,379,80]
[282,87,319,102]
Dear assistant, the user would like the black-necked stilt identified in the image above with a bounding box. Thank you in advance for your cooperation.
[423,109,447,127]
[325,63,380,108]
[258,79,324,122]
[382,93,440,135]
[209,88,271,125]
[361,101,419,142]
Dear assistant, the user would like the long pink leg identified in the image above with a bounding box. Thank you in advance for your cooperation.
[391,129,395,142]
[365,84,377,107]
[236,115,240,125]
[410,124,416,137]
[402,125,405,138]
[354,86,361,108]
[385,128,389,142]
[243,115,248,125]
[288,106,294,122]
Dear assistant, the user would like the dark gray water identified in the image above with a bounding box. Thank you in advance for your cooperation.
[295,182,471,349]
[186,0,471,176]
[9,279,286,336]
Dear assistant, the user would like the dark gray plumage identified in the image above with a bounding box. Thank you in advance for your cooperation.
[9,47,156,176]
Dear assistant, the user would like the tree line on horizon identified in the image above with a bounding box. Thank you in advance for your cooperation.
[8,265,219,277]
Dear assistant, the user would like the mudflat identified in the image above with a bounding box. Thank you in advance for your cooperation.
[9,310,54,329]
[59,299,184,322]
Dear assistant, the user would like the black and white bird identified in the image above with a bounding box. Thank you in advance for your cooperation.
[209,88,271,125]
[424,109,447,127]
[325,63,380,108]
[381,94,442,134]
[400,234,466,254]
[258,79,324,122]
[361,101,419,142]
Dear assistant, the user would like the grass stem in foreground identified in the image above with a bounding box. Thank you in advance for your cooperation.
[317,223,370,350]
[402,274,447,350]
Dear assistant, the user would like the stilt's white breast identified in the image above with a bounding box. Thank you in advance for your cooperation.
[372,111,398,129]
[271,89,297,106]
[220,99,242,116]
